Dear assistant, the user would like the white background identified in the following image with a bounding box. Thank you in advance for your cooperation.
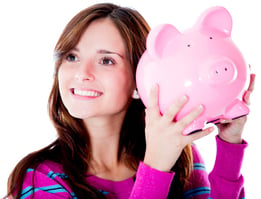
[0,0,260,198]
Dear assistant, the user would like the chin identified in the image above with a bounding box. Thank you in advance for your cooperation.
[66,109,91,119]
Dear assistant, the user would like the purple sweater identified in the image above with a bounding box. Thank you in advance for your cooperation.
[19,136,247,199]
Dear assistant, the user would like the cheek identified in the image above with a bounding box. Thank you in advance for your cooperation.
[111,72,135,96]
[58,64,72,84]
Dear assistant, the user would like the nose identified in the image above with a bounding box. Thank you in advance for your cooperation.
[74,62,95,81]
[199,57,236,85]
[208,59,236,85]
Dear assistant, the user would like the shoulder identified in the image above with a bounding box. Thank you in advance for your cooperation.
[191,144,205,167]
[191,144,208,178]
[182,144,211,198]
[32,160,66,179]
[21,160,76,198]
[25,160,67,184]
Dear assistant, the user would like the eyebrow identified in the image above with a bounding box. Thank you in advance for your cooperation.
[97,49,124,59]
[70,48,124,59]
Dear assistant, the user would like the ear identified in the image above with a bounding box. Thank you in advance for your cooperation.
[196,6,232,37]
[147,24,180,59]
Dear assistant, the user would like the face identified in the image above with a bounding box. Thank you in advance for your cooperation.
[58,18,135,121]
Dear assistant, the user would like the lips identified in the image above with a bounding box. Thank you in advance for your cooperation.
[72,88,103,97]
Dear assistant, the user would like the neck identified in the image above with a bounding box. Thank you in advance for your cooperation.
[83,114,126,173]
[83,115,136,181]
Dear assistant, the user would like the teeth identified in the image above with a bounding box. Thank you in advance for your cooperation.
[74,89,101,97]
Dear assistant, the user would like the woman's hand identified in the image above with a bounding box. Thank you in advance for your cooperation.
[143,85,214,172]
[217,73,256,144]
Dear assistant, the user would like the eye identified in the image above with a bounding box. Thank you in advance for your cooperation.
[65,53,78,62]
[100,57,115,65]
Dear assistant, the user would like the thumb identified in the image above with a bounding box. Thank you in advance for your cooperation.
[187,126,215,143]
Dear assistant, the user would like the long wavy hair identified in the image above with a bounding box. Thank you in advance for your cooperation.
[7,3,192,198]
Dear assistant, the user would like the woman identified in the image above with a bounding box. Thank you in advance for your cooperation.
[7,3,255,199]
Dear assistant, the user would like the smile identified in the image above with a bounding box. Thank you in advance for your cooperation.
[72,89,103,97]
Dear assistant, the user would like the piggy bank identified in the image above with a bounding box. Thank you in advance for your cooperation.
[136,6,250,135]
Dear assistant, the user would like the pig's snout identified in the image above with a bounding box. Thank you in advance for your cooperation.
[200,58,237,85]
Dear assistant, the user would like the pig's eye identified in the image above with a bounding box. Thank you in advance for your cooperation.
[209,37,213,40]
[187,44,191,47]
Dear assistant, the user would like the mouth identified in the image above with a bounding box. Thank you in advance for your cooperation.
[71,88,103,97]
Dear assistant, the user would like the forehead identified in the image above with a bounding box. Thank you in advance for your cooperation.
[77,18,126,56]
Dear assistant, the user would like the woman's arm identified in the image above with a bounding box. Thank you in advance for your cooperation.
[143,84,214,172]
[130,84,213,198]
[183,138,247,199]
[132,74,255,199]
[208,73,255,198]
[129,162,175,199]
[208,136,247,199]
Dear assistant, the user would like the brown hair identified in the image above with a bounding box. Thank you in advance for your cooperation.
[7,3,192,198]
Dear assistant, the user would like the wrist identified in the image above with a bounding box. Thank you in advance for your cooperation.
[143,148,181,172]
[212,136,248,180]
[143,157,173,172]
[218,134,243,144]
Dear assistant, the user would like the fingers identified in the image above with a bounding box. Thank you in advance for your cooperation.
[147,84,159,109]
[248,73,256,92]
[219,118,233,124]
[187,126,215,142]
[163,95,188,122]
[146,84,211,137]
[147,85,188,122]
[147,84,205,130]
[243,73,255,105]
[219,116,247,125]
[146,84,161,121]
[175,105,204,131]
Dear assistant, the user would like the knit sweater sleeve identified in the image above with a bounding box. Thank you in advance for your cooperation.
[208,136,247,199]
[129,162,175,199]
[183,136,247,199]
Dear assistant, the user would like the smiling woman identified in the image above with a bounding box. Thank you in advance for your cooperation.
[7,3,151,199]
[1,0,260,199]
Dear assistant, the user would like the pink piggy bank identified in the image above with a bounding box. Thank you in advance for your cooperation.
[136,6,250,135]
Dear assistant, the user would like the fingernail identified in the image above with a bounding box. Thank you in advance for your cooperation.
[209,127,215,132]
[180,95,188,102]
[151,84,158,91]
[198,104,204,110]
[244,92,251,105]
[220,119,232,123]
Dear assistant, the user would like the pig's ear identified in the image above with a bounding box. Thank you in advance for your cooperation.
[147,24,180,59]
[196,6,232,37]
